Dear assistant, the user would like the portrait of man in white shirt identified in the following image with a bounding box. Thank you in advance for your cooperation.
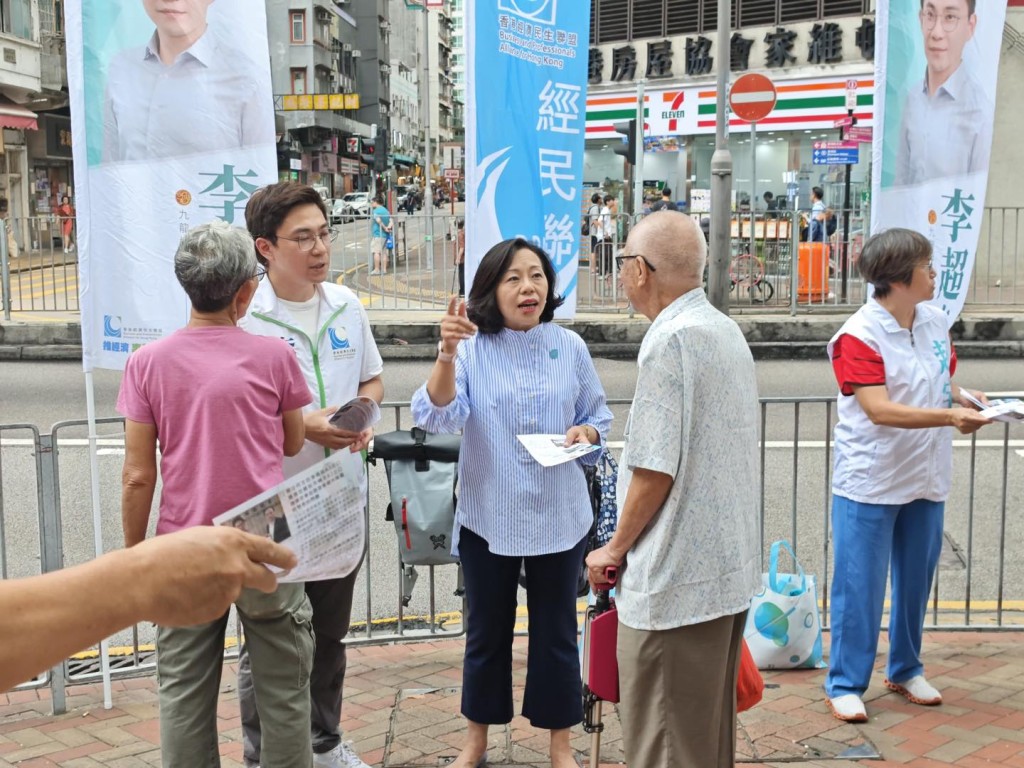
[894,0,991,187]
[102,0,274,164]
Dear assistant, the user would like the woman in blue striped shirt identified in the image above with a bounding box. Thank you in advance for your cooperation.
[411,238,612,768]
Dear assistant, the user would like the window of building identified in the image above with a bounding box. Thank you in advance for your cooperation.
[290,10,306,43]
[590,0,871,44]
[0,0,35,40]
[666,0,701,35]
[315,15,330,46]
[596,0,628,43]
[630,0,664,39]
[739,0,777,28]
[291,67,306,95]
[314,65,332,94]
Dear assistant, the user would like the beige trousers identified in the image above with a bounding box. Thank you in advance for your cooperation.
[617,610,746,768]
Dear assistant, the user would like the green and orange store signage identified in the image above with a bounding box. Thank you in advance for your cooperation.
[585,75,875,140]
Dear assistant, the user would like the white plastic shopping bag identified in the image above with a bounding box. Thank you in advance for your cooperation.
[743,540,826,670]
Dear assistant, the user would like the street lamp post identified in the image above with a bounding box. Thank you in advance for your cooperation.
[422,5,434,269]
[708,0,733,314]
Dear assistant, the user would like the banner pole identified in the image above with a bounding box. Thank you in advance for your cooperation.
[84,369,113,708]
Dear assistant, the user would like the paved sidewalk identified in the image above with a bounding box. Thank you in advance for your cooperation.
[2,632,1024,767]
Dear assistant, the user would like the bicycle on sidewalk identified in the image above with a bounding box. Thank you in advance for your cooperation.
[728,251,775,304]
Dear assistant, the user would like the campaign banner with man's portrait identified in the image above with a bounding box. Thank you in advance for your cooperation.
[465,0,591,316]
[872,0,1007,324]
[66,0,277,370]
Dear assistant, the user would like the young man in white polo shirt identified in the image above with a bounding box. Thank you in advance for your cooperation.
[238,182,384,768]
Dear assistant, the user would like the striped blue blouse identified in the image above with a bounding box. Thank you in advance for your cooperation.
[410,323,612,557]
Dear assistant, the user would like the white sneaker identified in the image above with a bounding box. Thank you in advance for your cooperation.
[826,693,868,722]
[369,269,380,276]
[885,675,942,705]
[313,741,371,768]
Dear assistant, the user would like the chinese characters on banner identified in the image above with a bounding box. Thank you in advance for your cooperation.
[871,0,1007,325]
[65,1,277,370]
[465,0,592,316]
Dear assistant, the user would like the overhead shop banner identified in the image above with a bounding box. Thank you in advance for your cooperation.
[872,0,1006,324]
[66,0,277,370]
[466,0,591,316]
[585,76,875,140]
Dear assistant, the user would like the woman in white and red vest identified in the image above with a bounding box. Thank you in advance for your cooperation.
[824,227,991,724]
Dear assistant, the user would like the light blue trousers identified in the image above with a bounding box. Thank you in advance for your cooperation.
[824,494,944,698]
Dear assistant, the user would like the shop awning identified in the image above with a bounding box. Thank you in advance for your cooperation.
[0,98,38,130]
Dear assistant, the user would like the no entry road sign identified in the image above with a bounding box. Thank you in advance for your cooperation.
[729,74,777,123]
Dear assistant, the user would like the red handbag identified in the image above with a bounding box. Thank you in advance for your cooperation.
[737,638,765,712]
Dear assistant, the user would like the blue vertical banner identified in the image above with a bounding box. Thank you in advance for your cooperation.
[872,0,1007,324]
[465,0,591,316]
[65,0,277,370]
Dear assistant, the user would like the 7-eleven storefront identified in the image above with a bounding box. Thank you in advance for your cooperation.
[584,73,875,214]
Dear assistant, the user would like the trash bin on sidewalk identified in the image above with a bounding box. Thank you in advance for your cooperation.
[797,243,829,302]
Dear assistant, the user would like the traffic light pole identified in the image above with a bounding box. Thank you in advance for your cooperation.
[632,78,645,217]
[840,108,855,303]
[708,0,733,314]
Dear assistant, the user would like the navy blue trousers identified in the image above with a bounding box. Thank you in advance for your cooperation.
[458,526,586,730]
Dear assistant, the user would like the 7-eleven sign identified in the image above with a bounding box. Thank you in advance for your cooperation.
[647,88,698,136]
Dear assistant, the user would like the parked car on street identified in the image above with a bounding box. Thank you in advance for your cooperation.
[329,198,346,225]
[336,192,370,223]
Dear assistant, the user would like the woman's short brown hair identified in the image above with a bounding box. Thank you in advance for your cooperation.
[857,227,932,299]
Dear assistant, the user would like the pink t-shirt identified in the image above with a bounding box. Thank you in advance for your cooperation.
[116,326,312,534]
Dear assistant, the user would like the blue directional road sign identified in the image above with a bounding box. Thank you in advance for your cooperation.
[812,140,859,165]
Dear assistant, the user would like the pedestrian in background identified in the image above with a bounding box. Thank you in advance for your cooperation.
[824,227,990,724]
[240,182,384,768]
[586,210,761,768]
[370,194,392,276]
[117,220,314,768]
[57,195,75,253]
[587,192,602,271]
[412,238,612,768]
[596,196,613,279]
[650,186,678,212]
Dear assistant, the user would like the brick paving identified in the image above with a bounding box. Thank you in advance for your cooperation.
[2,632,1024,767]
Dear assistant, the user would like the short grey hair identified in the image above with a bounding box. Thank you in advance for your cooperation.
[174,220,258,312]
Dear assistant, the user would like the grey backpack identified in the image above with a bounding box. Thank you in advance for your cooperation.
[371,428,461,603]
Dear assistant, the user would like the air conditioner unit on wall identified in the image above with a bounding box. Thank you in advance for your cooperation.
[352,49,362,57]
[343,43,352,52]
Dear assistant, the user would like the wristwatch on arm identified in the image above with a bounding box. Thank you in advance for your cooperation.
[437,340,455,364]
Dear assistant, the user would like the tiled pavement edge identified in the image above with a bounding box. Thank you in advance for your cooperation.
[2,632,1024,767]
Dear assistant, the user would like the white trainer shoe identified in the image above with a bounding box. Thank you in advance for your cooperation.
[826,693,868,722]
[313,741,371,768]
[885,675,942,705]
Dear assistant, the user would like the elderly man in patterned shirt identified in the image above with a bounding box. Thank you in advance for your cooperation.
[586,211,762,768]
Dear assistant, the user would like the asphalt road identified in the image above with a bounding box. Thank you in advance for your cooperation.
[2,358,1023,656]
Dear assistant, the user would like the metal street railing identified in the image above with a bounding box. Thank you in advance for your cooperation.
[3,394,1023,713]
